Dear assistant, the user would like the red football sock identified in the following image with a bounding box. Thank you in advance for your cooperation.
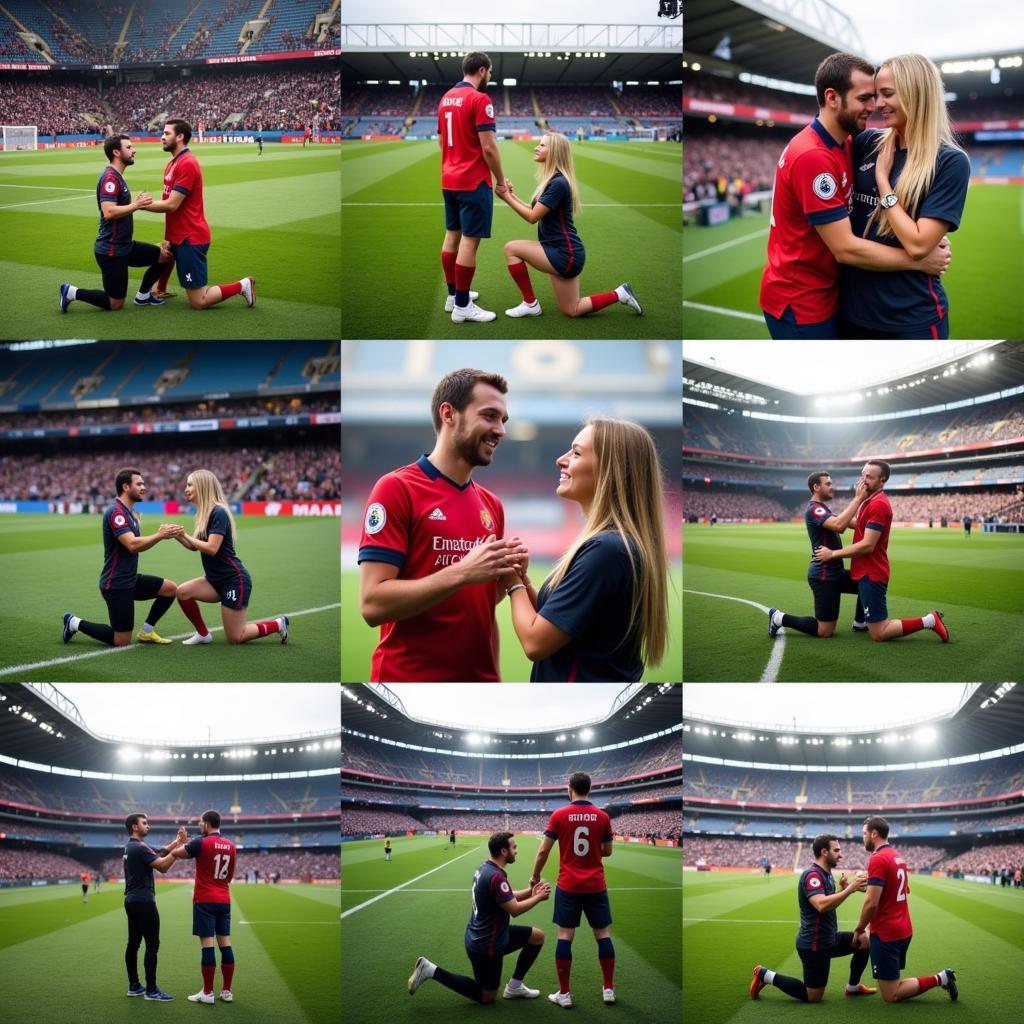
[599,955,615,989]
[916,975,940,993]
[255,619,280,638]
[555,958,572,994]
[201,965,216,993]
[157,261,173,291]
[507,260,536,302]
[218,281,242,299]
[440,249,457,287]
[178,598,209,637]
[901,617,925,635]
[588,290,618,312]
[221,963,235,990]
[454,262,475,292]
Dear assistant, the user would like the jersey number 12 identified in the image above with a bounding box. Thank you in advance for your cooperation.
[213,854,231,880]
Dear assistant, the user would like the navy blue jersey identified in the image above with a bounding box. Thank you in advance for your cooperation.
[535,172,585,273]
[95,166,134,257]
[840,130,970,332]
[465,860,514,955]
[123,837,161,903]
[796,864,836,951]
[804,500,843,581]
[100,499,140,590]
[200,505,248,586]
[530,532,643,682]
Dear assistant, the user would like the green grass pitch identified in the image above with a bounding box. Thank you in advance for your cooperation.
[341,140,681,339]
[0,144,340,340]
[0,880,339,1024]
[340,561,683,682]
[683,868,1022,1023]
[682,524,1024,682]
[682,185,1024,339]
[342,832,681,1021]
[0,515,340,682]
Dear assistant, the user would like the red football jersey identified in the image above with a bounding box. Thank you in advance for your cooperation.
[358,456,504,682]
[760,118,853,324]
[185,832,236,904]
[851,490,893,584]
[437,81,496,191]
[162,148,211,245]
[866,843,913,941]
[544,800,612,894]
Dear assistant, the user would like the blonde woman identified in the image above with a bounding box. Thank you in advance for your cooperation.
[171,469,289,645]
[839,54,970,339]
[502,418,668,681]
[496,133,643,318]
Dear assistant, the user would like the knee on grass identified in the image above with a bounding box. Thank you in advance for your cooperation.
[110,297,125,310]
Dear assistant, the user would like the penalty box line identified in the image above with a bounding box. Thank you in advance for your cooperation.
[683,589,784,683]
[0,602,340,678]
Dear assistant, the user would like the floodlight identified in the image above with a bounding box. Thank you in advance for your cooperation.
[915,726,938,744]
[580,728,594,741]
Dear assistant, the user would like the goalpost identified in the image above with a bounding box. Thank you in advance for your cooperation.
[2,125,38,151]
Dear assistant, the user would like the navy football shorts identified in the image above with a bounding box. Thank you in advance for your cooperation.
[764,305,839,339]
[808,570,860,622]
[797,932,859,989]
[171,240,209,289]
[193,901,231,938]
[100,573,164,632]
[553,886,612,929]
[541,242,585,279]
[870,933,911,981]
[442,182,493,238]
[856,577,889,623]
[210,571,252,610]
[94,241,162,300]
[839,317,950,340]
[466,925,532,991]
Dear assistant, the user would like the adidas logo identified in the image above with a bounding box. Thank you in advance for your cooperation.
[427,507,446,521]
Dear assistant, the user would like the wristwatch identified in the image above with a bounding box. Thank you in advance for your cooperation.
[880,192,899,209]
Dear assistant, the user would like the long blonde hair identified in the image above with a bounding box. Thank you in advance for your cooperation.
[545,418,668,666]
[189,468,237,543]
[865,53,963,240]
[532,132,581,214]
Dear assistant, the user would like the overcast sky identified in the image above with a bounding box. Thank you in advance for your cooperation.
[343,1,668,26]
[55,685,339,744]
[684,341,999,395]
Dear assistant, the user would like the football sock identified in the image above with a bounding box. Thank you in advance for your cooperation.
[854,595,865,622]
[147,594,173,625]
[69,615,82,631]
[136,291,151,301]
[440,250,457,294]
[220,946,234,990]
[79,619,115,645]
[555,938,573,993]
[849,947,869,984]
[771,972,809,1002]
[937,969,948,986]
[512,941,542,981]
[922,612,936,628]
[157,262,173,291]
[432,966,483,1003]
[782,613,819,636]
[141,261,163,292]
[507,260,536,303]
[140,623,154,634]
[218,281,243,299]
[916,974,940,993]
[255,619,281,638]
[901,617,925,635]
[588,291,618,312]
[597,937,615,988]
[454,262,475,307]
[75,288,111,309]
[201,946,216,993]
[67,284,78,300]
[178,598,209,636]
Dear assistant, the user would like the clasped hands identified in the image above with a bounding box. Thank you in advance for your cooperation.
[529,877,551,900]
[494,177,515,201]
[158,522,185,539]
[175,825,189,846]
[134,191,153,209]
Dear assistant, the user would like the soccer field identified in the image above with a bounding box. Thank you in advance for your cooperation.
[0,144,341,340]
[340,561,683,682]
[0,880,340,1024]
[683,868,1022,1024]
[682,524,1024,682]
[341,139,682,339]
[682,185,1024,339]
[0,515,340,682]
[342,832,681,1021]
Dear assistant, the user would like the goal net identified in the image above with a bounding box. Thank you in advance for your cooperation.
[3,125,38,151]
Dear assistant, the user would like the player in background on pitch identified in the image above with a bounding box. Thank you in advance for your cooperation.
[81,870,91,903]
[751,833,874,1003]
[850,816,957,1002]
[384,837,392,862]
[769,471,868,639]
[814,460,949,642]
[529,771,616,1008]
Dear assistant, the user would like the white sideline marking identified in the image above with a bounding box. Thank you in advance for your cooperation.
[0,184,94,191]
[0,193,93,211]
[683,300,764,323]
[684,918,794,924]
[683,589,784,682]
[340,849,477,919]
[344,886,682,893]
[682,227,768,262]
[0,602,340,678]
[238,920,337,925]
[341,202,675,207]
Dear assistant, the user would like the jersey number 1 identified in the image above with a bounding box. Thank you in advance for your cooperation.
[213,854,231,880]
[444,111,453,148]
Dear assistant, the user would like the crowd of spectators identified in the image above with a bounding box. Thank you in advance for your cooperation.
[685,71,814,116]
[932,842,1024,876]
[610,810,681,839]
[881,491,1023,523]
[617,86,680,116]
[531,86,617,117]
[684,133,778,204]
[0,77,105,136]
[0,849,91,879]
[683,836,948,871]
[98,849,338,880]
[341,809,424,835]
[0,822,81,842]
[683,489,792,521]
[419,813,549,832]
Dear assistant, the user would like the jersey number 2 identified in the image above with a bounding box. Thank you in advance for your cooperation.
[895,867,907,902]
[213,854,231,880]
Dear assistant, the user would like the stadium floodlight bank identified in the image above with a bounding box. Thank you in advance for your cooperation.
[2,125,37,151]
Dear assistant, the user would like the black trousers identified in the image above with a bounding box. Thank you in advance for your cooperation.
[125,900,160,990]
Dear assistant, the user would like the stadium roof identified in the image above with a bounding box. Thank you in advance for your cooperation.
[682,683,1024,767]
[342,684,681,753]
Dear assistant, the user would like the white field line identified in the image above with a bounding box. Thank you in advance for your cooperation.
[0,602,340,678]
[238,919,337,925]
[341,202,675,207]
[0,184,94,191]
[683,588,784,682]
[344,886,681,893]
[683,917,795,924]
[340,848,477,919]
[683,300,765,323]
[0,193,94,211]
[683,227,768,262]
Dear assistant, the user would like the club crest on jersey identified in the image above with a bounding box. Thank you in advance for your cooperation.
[114,514,126,527]
[104,180,117,194]
[814,506,826,517]
[485,103,494,119]
[365,502,386,534]
[808,874,823,888]
[812,173,838,200]
[479,508,494,530]
[500,880,510,893]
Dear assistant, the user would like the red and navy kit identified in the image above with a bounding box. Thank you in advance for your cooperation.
[184,832,236,903]
[535,171,585,279]
[438,81,496,191]
[796,865,837,950]
[465,860,514,955]
[866,843,912,941]
[95,166,134,257]
[358,455,505,682]
[851,490,893,583]
[123,837,162,902]
[100,499,140,590]
[162,148,211,245]
[760,117,853,324]
[544,800,612,893]
[200,506,251,608]
[804,500,843,581]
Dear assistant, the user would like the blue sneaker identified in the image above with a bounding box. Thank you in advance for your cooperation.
[62,612,77,643]
[133,294,165,305]
[768,608,781,639]
[618,282,643,315]
[127,984,146,997]
[59,282,72,313]
[144,989,174,1001]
